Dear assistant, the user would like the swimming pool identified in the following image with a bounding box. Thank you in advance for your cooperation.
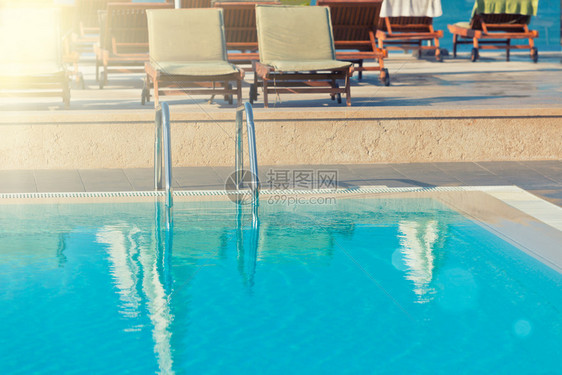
[0,190,561,374]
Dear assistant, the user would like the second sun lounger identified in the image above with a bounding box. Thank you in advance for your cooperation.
[252,5,353,107]
[376,0,444,61]
[143,8,244,106]
[94,2,173,89]
[317,0,389,84]
[73,0,112,54]
[448,0,539,62]
[213,0,280,67]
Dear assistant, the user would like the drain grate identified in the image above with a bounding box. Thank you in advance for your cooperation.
[0,186,513,200]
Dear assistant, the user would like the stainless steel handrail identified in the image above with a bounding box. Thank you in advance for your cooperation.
[154,102,173,208]
[235,102,259,205]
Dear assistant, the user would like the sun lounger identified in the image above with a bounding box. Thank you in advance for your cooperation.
[73,0,112,54]
[0,8,70,107]
[94,2,173,89]
[317,0,389,84]
[212,0,280,67]
[143,8,244,106]
[376,0,444,61]
[448,0,539,62]
[252,5,353,107]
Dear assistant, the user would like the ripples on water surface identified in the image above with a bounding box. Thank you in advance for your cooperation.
[0,198,561,374]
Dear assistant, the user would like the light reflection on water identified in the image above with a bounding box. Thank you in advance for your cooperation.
[397,219,439,303]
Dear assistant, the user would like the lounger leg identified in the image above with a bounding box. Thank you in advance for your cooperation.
[371,30,385,82]
[529,36,538,62]
[473,38,479,49]
[471,38,480,62]
[378,57,385,82]
[506,39,510,61]
[452,34,458,58]
[263,79,269,108]
[236,79,242,106]
[253,66,260,104]
[62,76,70,108]
[345,69,351,107]
[141,74,150,105]
[153,77,159,108]
[377,38,385,72]
[99,60,108,89]
[358,60,363,80]
[434,36,442,61]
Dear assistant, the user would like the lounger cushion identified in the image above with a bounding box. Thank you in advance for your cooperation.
[473,0,538,16]
[267,59,351,72]
[147,9,228,62]
[153,61,239,76]
[380,0,442,18]
[256,6,339,65]
[453,21,471,29]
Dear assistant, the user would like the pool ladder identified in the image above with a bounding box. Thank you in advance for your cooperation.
[154,102,260,208]
[236,102,260,206]
[154,102,173,208]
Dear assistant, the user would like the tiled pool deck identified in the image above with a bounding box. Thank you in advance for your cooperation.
[1,51,561,111]
[1,161,561,207]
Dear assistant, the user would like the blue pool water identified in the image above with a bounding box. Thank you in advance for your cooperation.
[0,197,561,374]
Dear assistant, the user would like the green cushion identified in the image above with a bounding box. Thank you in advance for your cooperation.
[146,9,228,63]
[154,61,240,76]
[256,5,340,67]
[268,59,351,72]
[473,0,538,16]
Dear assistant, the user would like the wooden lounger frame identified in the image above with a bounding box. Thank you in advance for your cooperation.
[448,14,539,62]
[317,0,388,84]
[0,73,70,107]
[95,2,174,89]
[376,16,443,61]
[143,63,244,107]
[251,62,352,107]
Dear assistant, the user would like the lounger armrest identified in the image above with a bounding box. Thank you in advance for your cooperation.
[253,61,272,78]
[145,61,161,78]
[375,29,388,39]
[448,24,480,38]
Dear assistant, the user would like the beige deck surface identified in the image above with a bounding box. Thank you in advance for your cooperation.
[0,51,561,112]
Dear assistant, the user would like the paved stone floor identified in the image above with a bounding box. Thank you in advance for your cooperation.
[0,51,561,112]
[1,161,561,207]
